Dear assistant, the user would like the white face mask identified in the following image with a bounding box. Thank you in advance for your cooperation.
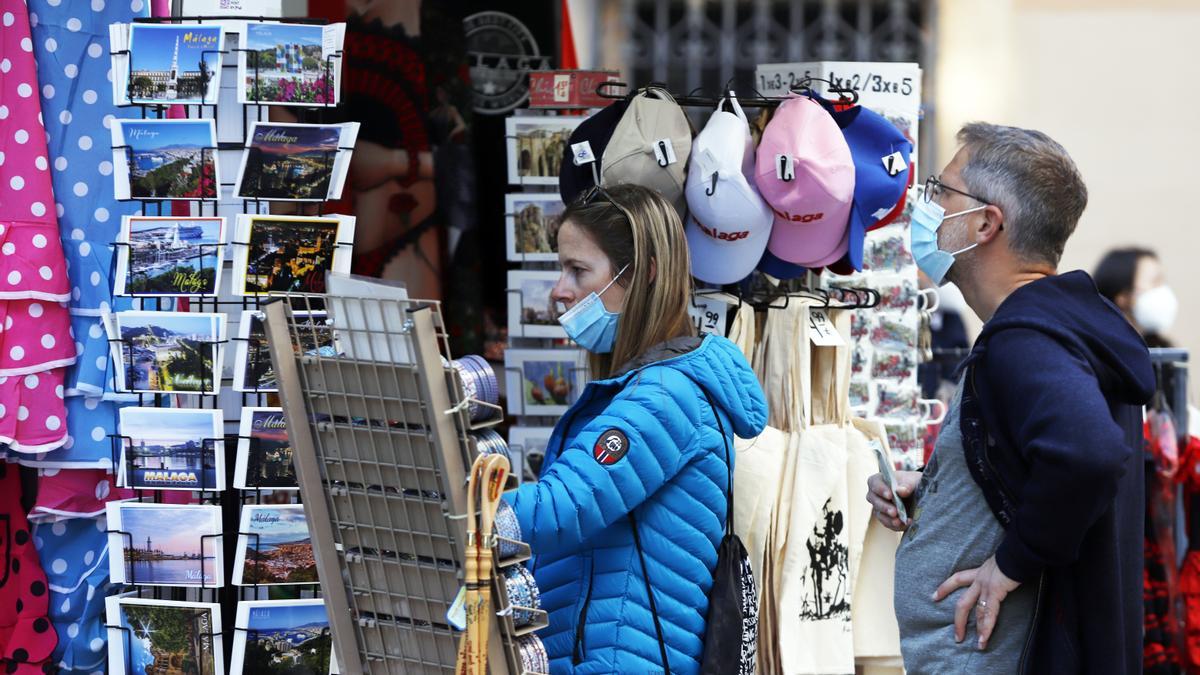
[1133,285,1178,335]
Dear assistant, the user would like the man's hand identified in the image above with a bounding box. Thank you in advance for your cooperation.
[866,471,921,531]
[934,555,1021,650]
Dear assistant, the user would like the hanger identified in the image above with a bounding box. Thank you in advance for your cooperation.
[790,76,859,106]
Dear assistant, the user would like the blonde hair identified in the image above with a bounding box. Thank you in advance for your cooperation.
[561,184,695,378]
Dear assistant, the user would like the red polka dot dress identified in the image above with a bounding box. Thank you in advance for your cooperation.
[0,0,74,454]
[0,464,58,672]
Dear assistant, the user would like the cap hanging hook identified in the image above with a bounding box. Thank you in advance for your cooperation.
[705,171,717,196]
[656,140,670,167]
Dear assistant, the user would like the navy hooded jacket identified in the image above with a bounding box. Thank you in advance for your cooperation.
[505,334,767,674]
[958,270,1154,674]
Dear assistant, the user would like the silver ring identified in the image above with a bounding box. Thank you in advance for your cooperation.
[977,600,988,608]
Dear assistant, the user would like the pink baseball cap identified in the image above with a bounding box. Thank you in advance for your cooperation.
[754,95,855,266]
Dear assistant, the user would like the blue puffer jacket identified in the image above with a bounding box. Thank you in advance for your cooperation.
[506,334,767,674]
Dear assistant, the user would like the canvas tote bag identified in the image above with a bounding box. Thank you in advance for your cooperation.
[776,307,857,675]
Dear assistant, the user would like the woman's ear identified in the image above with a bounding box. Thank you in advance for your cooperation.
[649,257,658,284]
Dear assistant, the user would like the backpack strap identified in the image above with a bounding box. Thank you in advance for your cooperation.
[629,513,671,675]
[627,380,732,674]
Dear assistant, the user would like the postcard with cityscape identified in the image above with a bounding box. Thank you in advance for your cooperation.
[234,407,297,490]
[234,505,317,586]
[118,407,224,491]
[234,310,334,392]
[112,119,220,200]
[231,214,354,296]
[106,596,225,675]
[233,122,358,201]
[107,502,225,587]
[115,216,226,296]
[239,22,345,106]
[231,600,333,675]
[110,311,226,395]
[116,24,225,105]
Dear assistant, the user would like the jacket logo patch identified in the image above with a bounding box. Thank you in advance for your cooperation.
[593,429,628,466]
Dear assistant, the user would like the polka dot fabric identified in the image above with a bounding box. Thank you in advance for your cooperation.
[0,369,66,453]
[64,314,111,397]
[33,516,110,673]
[28,0,145,314]
[0,464,58,673]
[17,395,121,469]
[0,1,70,304]
[0,299,73,377]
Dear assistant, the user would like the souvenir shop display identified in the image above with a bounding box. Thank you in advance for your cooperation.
[230,599,333,675]
[114,216,227,297]
[231,121,359,201]
[105,596,224,675]
[232,505,318,586]
[110,119,221,201]
[237,21,346,106]
[230,214,356,295]
[116,407,225,491]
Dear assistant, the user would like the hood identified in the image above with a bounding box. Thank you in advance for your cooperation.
[608,334,769,439]
[969,270,1155,406]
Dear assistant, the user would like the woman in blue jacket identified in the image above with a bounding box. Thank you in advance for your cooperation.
[505,184,767,674]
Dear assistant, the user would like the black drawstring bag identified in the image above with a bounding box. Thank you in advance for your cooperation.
[630,386,758,675]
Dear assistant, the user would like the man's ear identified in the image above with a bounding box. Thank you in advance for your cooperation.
[975,204,1005,245]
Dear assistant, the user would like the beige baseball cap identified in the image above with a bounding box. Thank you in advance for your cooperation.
[600,86,693,216]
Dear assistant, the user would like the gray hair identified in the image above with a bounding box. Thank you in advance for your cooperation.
[956,123,1088,267]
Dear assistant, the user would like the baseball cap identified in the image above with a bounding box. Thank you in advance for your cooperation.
[754,95,855,266]
[684,96,774,285]
[756,249,807,280]
[601,87,693,215]
[813,99,913,271]
[559,97,631,205]
[870,161,915,232]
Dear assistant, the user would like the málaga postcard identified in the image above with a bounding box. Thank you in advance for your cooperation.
[112,119,220,200]
[108,311,226,395]
[115,216,226,296]
[117,407,224,491]
[107,502,225,587]
[233,122,358,201]
[111,23,225,105]
[233,505,317,586]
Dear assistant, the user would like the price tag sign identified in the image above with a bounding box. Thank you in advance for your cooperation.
[754,60,922,176]
[808,309,845,347]
[689,295,728,337]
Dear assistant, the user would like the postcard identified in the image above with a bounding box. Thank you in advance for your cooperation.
[503,348,587,416]
[234,407,296,490]
[117,407,224,491]
[107,502,224,587]
[233,122,359,201]
[111,23,225,105]
[507,426,554,482]
[233,505,316,586]
[106,595,224,675]
[230,214,355,296]
[112,119,220,201]
[505,116,580,186]
[238,22,345,106]
[231,599,334,675]
[506,270,565,339]
[115,216,226,296]
[233,310,333,392]
[108,311,226,395]
[505,193,565,261]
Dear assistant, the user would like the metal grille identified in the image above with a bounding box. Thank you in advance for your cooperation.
[262,296,545,674]
[602,0,936,159]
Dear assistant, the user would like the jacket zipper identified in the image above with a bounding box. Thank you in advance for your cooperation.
[969,366,1045,674]
[572,557,595,664]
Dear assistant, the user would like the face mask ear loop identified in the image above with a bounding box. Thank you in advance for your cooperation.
[598,263,631,298]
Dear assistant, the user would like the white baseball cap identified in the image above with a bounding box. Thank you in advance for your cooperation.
[684,95,774,285]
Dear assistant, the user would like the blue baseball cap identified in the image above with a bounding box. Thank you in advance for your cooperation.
[814,98,912,271]
[756,249,808,280]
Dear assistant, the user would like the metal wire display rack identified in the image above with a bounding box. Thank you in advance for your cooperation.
[261,294,546,674]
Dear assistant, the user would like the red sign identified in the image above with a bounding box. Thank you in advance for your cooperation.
[529,70,620,109]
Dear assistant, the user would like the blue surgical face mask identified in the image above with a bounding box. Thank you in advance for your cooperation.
[910,198,987,285]
[558,264,629,353]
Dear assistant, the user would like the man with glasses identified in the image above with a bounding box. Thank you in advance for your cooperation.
[866,123,1153,674]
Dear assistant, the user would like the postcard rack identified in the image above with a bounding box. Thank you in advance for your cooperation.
[261,294,546,674]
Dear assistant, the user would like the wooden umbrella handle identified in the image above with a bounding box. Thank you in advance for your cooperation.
[456,454,489,675]
[474,454,510,675]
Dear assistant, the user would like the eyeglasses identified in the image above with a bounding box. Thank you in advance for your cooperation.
[923,175,990,206]
[577,183,636,221]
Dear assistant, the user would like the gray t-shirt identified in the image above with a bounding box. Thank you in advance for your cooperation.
[893,384,1036,674]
